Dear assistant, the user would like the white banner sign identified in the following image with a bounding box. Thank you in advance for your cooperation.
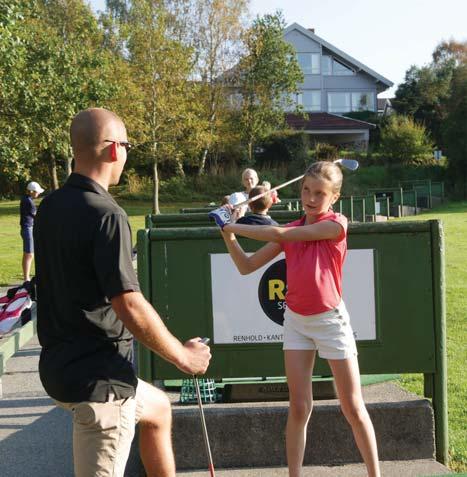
[210,250,376,344]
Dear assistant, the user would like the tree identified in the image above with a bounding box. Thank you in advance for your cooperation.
[379,115,433,165]
[124,0,206,213]
[0,0,37,189]
[432,40,467,68]
[392,65,450,148]
[0,0,121,191]
[443,64,467,198]
[190,0,248,175]
[393,40,467,148]
[235,11,303,163]
[30,0,120,188]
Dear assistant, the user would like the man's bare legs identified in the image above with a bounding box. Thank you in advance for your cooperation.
[328,356,380,477]
[137,380,176,477]
[285,350,316,477]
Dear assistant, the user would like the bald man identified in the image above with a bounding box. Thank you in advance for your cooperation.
[34,108,211,477]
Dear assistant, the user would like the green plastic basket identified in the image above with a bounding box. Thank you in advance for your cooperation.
[180,378,218,404]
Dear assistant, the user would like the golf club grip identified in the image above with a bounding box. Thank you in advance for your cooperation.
[199,337,210,345]
[233,174,305,209]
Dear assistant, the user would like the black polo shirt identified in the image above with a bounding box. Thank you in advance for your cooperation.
[34,173,140,403]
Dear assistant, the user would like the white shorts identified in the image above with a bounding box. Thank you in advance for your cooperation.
[283,301,358,360]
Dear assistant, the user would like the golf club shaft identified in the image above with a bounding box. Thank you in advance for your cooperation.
[193,375,215,477]
[233,174,305,209]
[232,159,359,210]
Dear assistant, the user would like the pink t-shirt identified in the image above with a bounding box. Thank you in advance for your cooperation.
[281,211,348,315]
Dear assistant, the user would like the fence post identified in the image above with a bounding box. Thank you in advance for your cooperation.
[137,229,153,382]
[430,220,448,464]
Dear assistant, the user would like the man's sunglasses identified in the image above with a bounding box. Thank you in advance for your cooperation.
[104,139,133,152]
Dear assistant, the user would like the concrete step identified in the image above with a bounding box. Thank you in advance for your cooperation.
[177,459,453,476]
[0,335,449,477]
[152,382,436,471]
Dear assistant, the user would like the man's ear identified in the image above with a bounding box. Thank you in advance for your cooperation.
[111,142,117,161]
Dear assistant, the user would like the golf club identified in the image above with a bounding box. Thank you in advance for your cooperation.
[193,337,215,477]
[233,158,359,209]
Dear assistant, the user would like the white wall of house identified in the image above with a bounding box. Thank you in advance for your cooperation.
[305,130,370,151]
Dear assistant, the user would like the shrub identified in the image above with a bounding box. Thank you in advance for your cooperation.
[124,168,152,195]
[116,166,308,203]
[380,115,434,165]
[255,130,310,169]
[312,143,339,161]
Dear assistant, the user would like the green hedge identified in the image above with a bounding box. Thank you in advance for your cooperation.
[116,163,448,203]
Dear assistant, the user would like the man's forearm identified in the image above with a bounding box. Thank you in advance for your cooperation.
[113,292,187,370]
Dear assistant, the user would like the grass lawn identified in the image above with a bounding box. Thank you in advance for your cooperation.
[0,198,465,471]
[395,201,467,472]
[0,199,205,285]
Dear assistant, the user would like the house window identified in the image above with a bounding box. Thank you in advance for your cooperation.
[328,92,351,113]
[322,56,332,76]
[328,92,375,113]
[351,92,375,111]
[333,59,354,76]
[297,53,320,74]
[322,55,354,76]
[301,91,321,111]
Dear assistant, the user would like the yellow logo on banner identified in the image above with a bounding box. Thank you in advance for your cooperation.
[268,279,285,300]
[258,259,287,325]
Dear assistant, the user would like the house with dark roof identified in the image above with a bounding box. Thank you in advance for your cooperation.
[283,23,393,150]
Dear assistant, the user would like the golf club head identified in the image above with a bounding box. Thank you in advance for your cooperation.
[334,158,359,171]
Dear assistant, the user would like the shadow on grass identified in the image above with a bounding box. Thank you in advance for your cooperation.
[0,205,20,217]
[116,200,208,216]
[429,200,467,214]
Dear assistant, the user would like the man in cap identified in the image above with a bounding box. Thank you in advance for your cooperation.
[34,108,211,477]
[19,181,44,282]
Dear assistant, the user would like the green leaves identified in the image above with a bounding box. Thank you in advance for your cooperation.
[442,64,467,198]
[235,11,303,162]
[380,115,433,165]
[392,40,467,194]
[393,40,467,148]
[0,0,121,190]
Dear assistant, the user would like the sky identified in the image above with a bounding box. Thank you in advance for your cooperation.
[88,0,467,98]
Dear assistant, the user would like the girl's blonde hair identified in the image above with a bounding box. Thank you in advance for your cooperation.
[303,161,343,194]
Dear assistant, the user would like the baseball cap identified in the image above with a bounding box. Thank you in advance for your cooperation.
[228,191,247,206]
[27,182,45,194]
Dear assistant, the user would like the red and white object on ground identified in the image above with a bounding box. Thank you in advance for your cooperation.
[0,288,33,335]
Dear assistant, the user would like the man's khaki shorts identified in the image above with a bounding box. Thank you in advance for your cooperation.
[283,301,358,359]
[55,379,146,477]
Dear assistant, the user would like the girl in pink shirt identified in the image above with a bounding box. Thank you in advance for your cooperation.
[218,161,380,477]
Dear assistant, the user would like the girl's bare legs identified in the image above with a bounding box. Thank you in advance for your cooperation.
[328,356,380,477]
[285,350,316,477]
